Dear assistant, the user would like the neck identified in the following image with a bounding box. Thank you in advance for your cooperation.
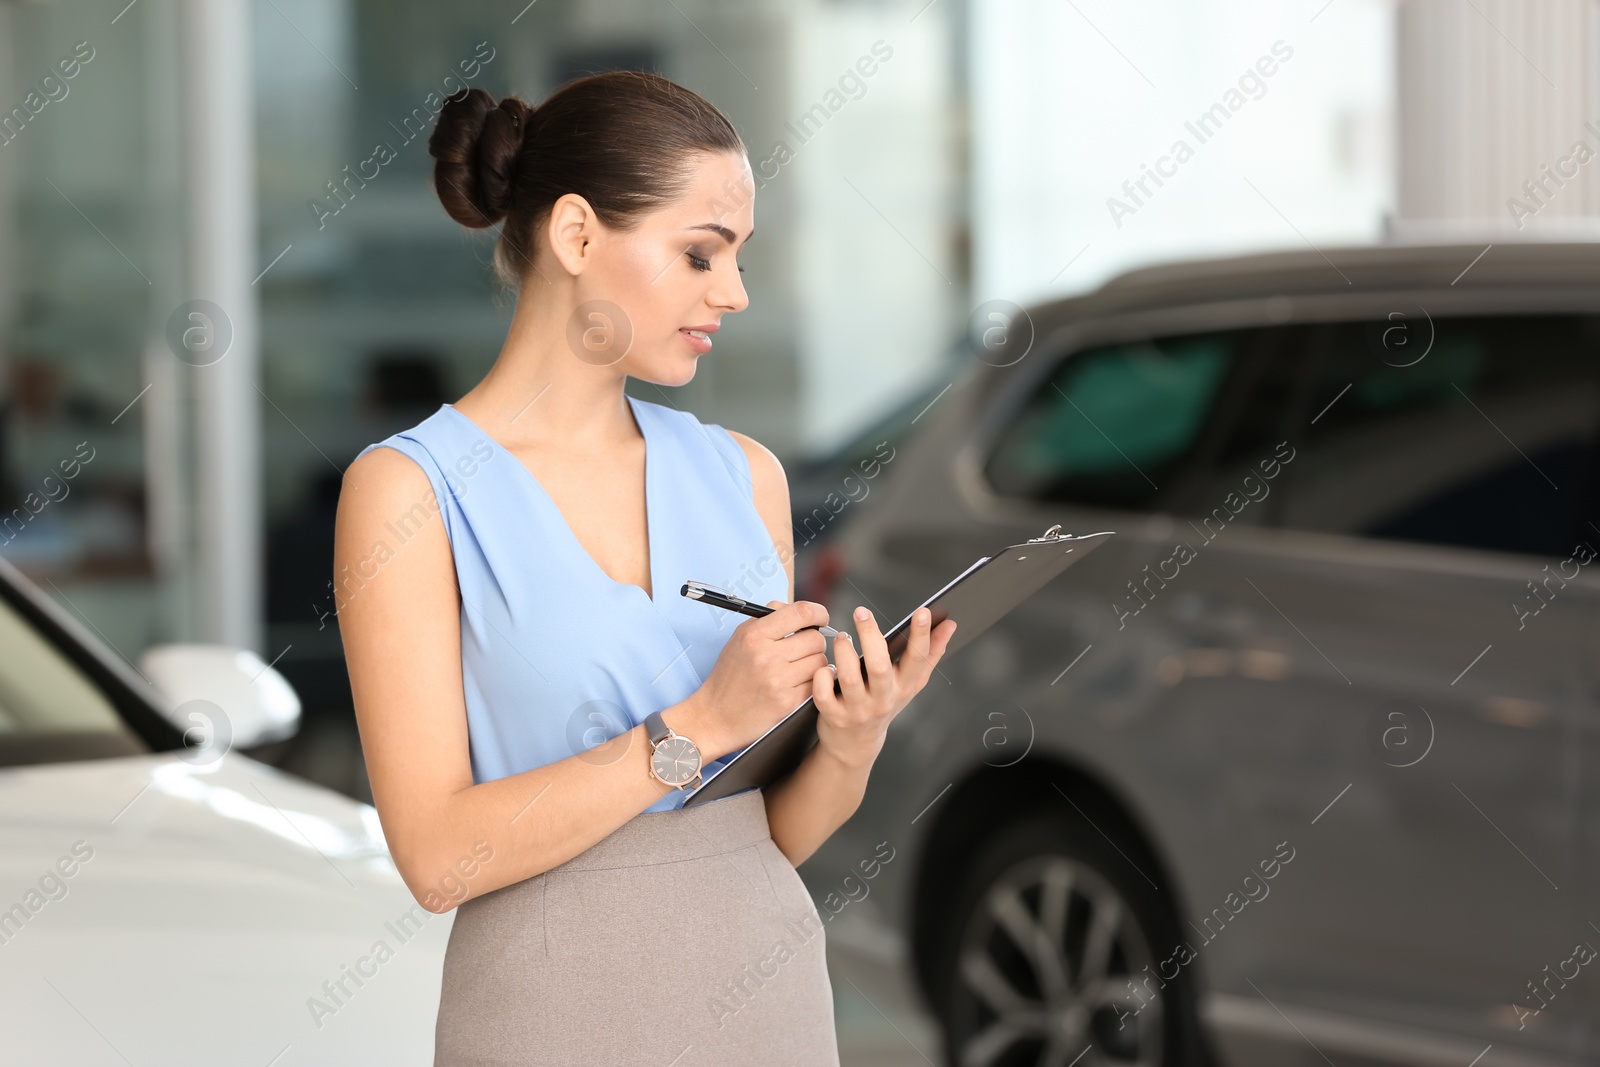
[456,276,638,452]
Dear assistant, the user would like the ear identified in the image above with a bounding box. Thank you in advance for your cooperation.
[546,192,601,277]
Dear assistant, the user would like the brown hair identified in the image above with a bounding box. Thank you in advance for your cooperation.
[427,71,746,290]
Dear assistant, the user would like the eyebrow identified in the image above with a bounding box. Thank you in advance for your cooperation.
[688,223,753,245]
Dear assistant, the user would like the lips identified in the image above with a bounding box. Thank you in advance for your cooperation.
[680,324,718,354]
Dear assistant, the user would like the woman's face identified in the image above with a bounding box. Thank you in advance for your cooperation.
[558,150,754,387]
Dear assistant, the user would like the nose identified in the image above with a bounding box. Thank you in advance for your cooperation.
[711,260,748,314]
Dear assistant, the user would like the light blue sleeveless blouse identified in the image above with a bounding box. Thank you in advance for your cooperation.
[354,392,787,813]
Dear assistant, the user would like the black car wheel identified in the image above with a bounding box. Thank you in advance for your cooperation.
[929,812,1199,1067]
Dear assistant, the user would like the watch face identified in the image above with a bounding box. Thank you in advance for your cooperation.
[651,735,701,787]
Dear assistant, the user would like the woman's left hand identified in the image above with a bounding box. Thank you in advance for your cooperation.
[812,604,958,769]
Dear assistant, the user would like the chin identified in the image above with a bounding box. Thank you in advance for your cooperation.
[633,353,700,389]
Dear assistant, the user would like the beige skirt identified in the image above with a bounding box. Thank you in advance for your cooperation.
[433,787,840,1066]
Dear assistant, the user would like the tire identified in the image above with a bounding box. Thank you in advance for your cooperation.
[925,810,1207,1067]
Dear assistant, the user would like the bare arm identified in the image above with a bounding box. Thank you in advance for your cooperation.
[724,431,875,866]
[728,431,954,866]
[335,447,736,913]
[762,727,876,867]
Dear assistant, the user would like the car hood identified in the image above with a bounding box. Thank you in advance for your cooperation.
[0,752,452,1065]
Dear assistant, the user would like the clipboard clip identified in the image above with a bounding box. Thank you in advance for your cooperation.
[1027,524,1068,543]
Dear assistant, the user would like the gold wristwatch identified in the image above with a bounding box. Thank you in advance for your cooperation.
[644,709,703,790]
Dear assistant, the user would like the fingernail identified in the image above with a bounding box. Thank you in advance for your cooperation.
[854,606,869,621]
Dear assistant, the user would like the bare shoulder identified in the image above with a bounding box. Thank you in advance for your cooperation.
[723,428,790,512]
[334,445,454,586]
[723,429,794,589]
[343,443,431,494]
[337,445,437,533]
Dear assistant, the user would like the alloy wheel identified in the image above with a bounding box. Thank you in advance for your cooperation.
[952,853,1163,1067]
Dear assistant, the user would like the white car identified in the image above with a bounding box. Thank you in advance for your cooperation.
[0,552,451,1065]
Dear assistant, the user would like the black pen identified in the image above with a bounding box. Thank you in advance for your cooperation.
[681,580,841,638]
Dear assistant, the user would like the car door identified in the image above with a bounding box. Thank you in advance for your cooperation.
[1579,547,1600,1063]
[1228,311,1596,1059]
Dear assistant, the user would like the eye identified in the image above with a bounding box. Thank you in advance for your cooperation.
[687,250,746,274]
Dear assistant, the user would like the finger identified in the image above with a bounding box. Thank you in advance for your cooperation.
[785,665,824,709]
[905,616,957,690]
[851,605,894,686]
[812,662,843,718]
[832,627,865,699]
[782,648,832,687]
[777,599,831,634]
[751,599,831,641]
[776,626,829,664]
[896,606,935,685]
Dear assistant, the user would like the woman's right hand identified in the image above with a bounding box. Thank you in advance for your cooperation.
[685,599,834,759]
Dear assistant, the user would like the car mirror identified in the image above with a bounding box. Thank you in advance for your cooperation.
[137,643,302,753]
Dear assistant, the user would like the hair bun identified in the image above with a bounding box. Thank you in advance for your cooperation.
[428,87,532,228]
[425,70,746,292]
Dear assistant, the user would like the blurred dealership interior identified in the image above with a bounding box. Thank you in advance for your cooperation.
[0,0,1591,800]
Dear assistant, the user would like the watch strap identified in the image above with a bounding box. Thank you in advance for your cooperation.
[644,709,671,747]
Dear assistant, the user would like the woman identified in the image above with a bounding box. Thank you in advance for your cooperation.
[335,72,957,1065]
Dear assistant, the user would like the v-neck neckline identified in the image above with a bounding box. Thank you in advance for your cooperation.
[441,393,661,607]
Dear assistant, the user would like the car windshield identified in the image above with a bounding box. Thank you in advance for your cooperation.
[0,592,143,766]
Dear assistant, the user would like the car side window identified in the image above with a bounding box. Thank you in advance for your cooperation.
[0,592,142,766]
[982,331,1241,512]
[1280,314,1600,558]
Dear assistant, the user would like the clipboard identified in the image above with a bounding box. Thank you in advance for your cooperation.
[682,524,1115,807]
